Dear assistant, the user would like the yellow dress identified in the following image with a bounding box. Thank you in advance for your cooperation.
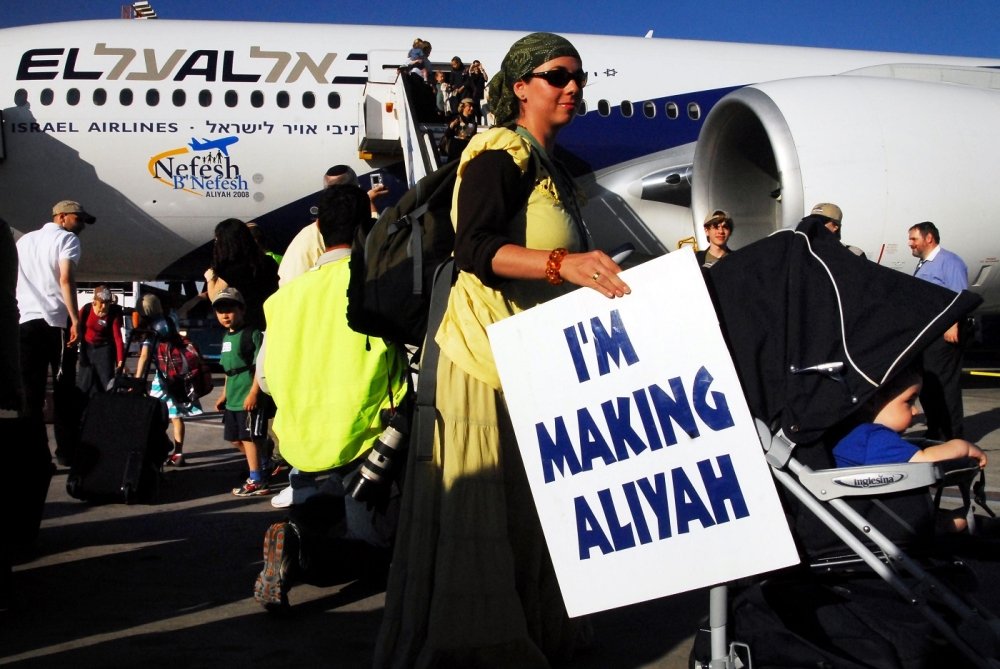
[375,128,588,668]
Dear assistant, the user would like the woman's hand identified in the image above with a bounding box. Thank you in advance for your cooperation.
[560,250,631,298]
[205,270,228,301]
[215,394,226,412]
[492,245,631,298]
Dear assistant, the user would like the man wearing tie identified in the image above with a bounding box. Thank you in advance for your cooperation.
[908,221,970,440]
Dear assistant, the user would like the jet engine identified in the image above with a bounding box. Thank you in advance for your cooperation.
[691,69,1000,309]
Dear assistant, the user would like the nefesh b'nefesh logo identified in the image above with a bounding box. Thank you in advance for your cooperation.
[148,136,248,198]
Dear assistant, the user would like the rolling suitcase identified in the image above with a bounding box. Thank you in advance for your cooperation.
[67,331,172,504]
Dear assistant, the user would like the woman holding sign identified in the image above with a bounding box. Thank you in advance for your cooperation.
[376,32,629,668]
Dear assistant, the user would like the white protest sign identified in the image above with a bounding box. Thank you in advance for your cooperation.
[488,248,799,617]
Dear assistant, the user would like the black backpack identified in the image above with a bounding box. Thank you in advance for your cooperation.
[347,155,537,346]
[347,160,461,346]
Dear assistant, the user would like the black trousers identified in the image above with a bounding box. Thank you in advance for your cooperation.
[19,318,79,459]
[920,334,965,440]
[78,342,116,395]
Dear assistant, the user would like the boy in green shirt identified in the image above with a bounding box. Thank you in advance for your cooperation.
[213,287,269,497]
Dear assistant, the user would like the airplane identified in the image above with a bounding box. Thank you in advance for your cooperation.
[3,19,1000,312]
[187,135,239,156]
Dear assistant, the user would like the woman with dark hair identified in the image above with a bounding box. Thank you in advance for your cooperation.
[376,32,629,668]
[205,218,278,330]
[246,221,282,267]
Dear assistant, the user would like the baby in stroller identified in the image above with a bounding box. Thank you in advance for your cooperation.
[833,366,987,532]
[692,216,998,668]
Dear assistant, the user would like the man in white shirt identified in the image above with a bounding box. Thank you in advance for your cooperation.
[17,200,95,465]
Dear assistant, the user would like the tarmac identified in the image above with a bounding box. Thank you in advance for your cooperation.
[2,366,999,669]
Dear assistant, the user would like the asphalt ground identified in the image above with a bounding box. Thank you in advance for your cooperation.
[2,367,999,669]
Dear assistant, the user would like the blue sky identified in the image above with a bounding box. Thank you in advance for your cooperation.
[2,0,1000,58]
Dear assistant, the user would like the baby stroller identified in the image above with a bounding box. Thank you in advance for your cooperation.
[692,219,999,668]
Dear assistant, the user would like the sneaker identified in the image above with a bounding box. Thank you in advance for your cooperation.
[270,484,319,509]
[269,457,289,478]
[232,477,270,497]
[165,453,185,467]
[254,521,298,612]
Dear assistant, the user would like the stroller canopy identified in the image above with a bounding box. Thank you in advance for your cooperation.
[706,219,982,444]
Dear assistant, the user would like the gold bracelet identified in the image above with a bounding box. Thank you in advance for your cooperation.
[545,248,568,285]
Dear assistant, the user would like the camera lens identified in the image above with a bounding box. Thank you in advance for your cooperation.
[348,412,409,502]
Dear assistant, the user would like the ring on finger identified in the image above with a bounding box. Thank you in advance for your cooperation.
[591,271,601,281]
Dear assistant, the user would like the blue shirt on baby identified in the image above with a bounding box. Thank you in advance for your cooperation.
[833,423,920,467]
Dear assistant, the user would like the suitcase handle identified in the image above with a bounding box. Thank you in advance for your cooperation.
[112,325,156,394]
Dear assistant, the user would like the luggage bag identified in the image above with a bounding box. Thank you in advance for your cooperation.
[67,391,170,503]
[67,329,172,504]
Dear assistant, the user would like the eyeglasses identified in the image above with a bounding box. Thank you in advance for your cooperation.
[523,68,587,89]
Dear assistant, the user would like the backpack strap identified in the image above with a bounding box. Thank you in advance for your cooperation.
[415,258,456,462]
[151,318,178,374]
[406,159,460,297]
[77,301,92,355]
[240,327,257,370]
[79,301,92,330]
[412,155,535,461]
[224,327,258,377]
[514,126,591,249]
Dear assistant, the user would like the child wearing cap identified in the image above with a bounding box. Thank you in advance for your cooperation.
[213,287,270,497]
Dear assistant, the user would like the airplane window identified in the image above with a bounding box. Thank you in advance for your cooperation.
[687,102,701,120]
[199,90,212,107]
[14,89,28,106]
[327,92,341,109]
[67,88,81,106]
[93,88,107,106]
[172,89,186,106]
[120,89,133,106]
[621,101,634,118]
[665,102,679,120]
[597,99,611,117]
[577,100,588,116]
[146,89,160,106]
[251,91,264,108]
[302,91,316,109]
[40,88,54,105]
[225,90,238,108]
[643,101,656,119]
[277,91,290,109]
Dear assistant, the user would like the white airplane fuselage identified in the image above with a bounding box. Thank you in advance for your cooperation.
[3,20,1000,310]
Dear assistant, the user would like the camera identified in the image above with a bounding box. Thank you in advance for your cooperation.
[347,410,409,502]
[370,172,383,188]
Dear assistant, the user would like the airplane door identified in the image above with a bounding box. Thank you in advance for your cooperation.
[358,50,405,159]
[367,49,407,84]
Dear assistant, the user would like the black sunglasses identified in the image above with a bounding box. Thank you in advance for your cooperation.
[523,68,588,89]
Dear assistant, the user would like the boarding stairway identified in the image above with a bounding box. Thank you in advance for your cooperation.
[357,52,451,187]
